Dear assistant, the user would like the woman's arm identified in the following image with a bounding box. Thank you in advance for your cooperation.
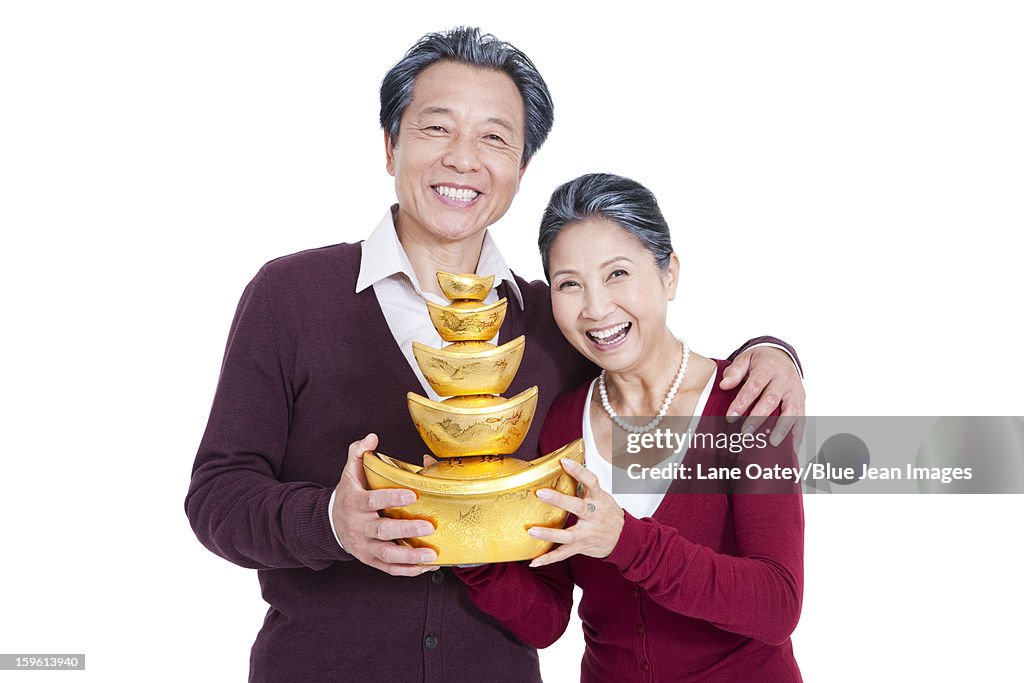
[606,492,804,645]
[454,560,575,648]
[529,430,804,646]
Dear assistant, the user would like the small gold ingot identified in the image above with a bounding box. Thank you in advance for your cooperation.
[362,438,585,565]
[426,298,507,343]
[436,271,495,302]
[408,386,538,458]
[412,336,525,396]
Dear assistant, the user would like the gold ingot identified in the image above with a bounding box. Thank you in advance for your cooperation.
[408,386,538,458]
[362,438,585,565]
[426,298,507,342]
[436,271,494,302]
[412,336,526,396]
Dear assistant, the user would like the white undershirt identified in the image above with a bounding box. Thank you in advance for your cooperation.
[583,372,716,520]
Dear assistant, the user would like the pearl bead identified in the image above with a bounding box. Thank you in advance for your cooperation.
[599,339,689,434]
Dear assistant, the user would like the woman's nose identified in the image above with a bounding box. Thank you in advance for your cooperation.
[581,286,614,321]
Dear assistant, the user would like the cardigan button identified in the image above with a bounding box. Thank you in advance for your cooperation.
[424,634,439,651]
[630,589,639,599]
[635,624,645,635]
[641,662,651,672]
[431,570,445,584]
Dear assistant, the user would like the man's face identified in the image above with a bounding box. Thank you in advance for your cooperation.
[386,61,528,245]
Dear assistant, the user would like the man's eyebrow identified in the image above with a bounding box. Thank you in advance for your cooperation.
[417,106,453,117]
[485,117,515,133]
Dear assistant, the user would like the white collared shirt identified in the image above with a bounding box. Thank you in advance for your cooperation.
[355,206,525,402]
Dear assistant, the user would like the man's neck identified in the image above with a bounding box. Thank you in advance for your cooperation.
[395,217,487,298]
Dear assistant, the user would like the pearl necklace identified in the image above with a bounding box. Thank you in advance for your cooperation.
[598,338,689,434]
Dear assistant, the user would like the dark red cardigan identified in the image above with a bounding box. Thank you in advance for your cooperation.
[458,360,804,682]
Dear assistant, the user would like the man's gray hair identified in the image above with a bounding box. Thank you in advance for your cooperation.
[379,27,554,167]
[538,173,675,280]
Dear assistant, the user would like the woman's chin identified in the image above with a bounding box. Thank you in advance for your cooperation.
[576,335,634,371]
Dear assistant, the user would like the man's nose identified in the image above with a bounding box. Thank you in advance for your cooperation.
[442,134,481,173]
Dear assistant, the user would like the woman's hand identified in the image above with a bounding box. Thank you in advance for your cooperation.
[528,458,624,567]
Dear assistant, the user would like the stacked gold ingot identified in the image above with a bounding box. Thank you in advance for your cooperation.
[363,271,585,565]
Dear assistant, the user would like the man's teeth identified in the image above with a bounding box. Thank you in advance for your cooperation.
[435,186,480,201]
[587,323,631,344]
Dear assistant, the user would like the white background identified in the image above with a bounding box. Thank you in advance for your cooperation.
[2,1,1022,681]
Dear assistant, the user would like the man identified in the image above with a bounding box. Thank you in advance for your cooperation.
[186,27,804,682]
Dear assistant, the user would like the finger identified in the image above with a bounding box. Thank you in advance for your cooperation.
[372,539,438,565]
[529,545,573,568]
[343,433,378,487]
[792,415,806,450]
[367,558,438,577]
[725,369,769,422]
[719,353,751,391]
[769,415,797,447]
[536,488,589,517]
[528,525,574,545]
[365,516,435,542]
[560,458,601,493]
[365,486,417,512]
[422,454,439,468]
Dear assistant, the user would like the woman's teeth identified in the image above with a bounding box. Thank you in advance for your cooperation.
[587,323,631,345]
[435,186,480,201]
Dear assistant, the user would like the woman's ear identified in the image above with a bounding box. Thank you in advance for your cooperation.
[665,253,680,301]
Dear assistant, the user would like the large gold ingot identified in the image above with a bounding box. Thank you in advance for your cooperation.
[362,271,584,565]
[412,336,525,397]
[364,439,585,565]
[408,387,538,458]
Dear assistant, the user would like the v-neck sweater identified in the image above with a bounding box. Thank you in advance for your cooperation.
[186,242,593,682]
[458,360,804,682]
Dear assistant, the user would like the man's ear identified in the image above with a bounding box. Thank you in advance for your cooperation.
[384,130,396,176]
[665,252,681,300]
[518,157,530,182]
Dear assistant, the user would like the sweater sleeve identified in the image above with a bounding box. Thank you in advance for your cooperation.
[604,429,804,646]
[454,560,574,648]
[185,266,350,570]
[728,335,803,377]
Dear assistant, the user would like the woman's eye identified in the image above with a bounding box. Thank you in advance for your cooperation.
[557,280,580,291]
[485,134,505,143]
[609,269,628,279]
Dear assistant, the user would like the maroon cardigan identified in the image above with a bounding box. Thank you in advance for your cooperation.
[185,243,593,682]
[458,361,804,682]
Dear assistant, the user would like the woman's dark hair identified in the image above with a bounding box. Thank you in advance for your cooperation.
[379,27,554,167]
[538,173,674,280]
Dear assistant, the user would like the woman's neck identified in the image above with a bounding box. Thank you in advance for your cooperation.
[603,332,685,417]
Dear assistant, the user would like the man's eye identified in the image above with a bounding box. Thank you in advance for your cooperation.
[425,126,448,133]
[485,134,505,143]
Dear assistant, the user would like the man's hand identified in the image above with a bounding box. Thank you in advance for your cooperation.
[332,434,438,576]
[721,347,806,447]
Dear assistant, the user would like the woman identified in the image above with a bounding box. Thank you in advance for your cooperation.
[457,173,804,681]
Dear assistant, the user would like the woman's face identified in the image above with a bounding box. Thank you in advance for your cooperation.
[548,218,679,375]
